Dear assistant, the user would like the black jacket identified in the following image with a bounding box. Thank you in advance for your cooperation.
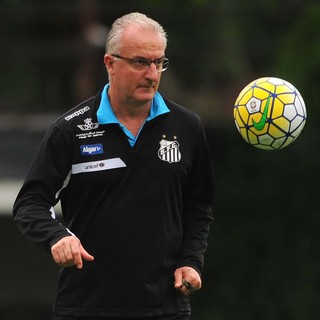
[13,89,215,317]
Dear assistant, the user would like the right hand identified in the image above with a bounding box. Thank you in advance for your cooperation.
[51,236,94,269]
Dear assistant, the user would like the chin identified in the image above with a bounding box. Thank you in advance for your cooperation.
[137,91,156,101]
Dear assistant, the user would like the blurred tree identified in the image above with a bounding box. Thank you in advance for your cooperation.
[274,3,320,119]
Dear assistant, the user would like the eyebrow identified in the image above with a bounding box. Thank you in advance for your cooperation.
[132,55,166,60]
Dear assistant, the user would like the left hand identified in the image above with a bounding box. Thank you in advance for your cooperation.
[174,266,202,295]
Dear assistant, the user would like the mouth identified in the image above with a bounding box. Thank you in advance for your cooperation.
[139,82,156,89]
[138,85,156,91]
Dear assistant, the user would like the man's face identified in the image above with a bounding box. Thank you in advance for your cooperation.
[106,25,166,107]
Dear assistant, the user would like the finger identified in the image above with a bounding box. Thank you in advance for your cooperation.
[182,279,194,294]
[63,241,78,264]
[57,244,74,267]
[58,239,79,266]
[71,242,84,269]
[55,248,70,267]
[176,281,191,296]
[51,246,60,265]
[73,243,95,269]
[80,245,95,262]
[51,242,67,266]
[174,269,183,289]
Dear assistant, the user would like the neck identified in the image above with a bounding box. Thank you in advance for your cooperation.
[111,99,151,121]
[108,93,152,137]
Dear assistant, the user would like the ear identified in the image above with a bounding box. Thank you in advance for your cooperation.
[104,54,115,74]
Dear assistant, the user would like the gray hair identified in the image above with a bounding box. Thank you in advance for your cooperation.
[105,12,167,54]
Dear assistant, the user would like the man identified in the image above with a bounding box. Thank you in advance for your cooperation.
[13,12,215,320]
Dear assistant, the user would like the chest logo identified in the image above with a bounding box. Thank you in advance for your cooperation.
[80,143,103,156]
[158,138,181,164]
[77,118,99,131]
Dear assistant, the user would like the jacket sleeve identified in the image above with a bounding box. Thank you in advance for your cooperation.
[13,123,73,252]
[177,119,215,275]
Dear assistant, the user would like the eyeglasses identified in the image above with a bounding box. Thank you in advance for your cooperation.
[111,54,169,72]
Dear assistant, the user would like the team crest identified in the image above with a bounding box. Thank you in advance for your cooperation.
[77,118,99,131]
[158,138,181,164]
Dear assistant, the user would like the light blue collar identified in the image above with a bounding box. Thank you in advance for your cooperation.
[97,84,170,147]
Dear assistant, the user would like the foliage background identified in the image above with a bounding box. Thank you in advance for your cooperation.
[1,0,320,319]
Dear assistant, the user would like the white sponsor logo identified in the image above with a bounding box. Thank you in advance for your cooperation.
[80,144,103,156]
[77,118,99,131]
[72,158,127,174]
[76,130,105,140]
[65,106,90,121]
[83,146,100,154]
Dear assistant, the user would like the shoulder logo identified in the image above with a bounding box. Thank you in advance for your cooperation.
[77,118,99,131]
[158,136,181,164]
[80,143,103,156]
[65,106,90,121]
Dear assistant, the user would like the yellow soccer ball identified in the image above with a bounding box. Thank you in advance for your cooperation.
[234,77,307,150]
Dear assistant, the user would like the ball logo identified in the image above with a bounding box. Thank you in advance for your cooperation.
[252,94,271,131]
[77,118,99,131]
[250,100,258,111]
[158,138,181,164]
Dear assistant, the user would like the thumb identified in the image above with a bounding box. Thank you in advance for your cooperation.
[174,269,183,289]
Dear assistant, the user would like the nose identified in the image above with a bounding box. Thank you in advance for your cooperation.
[145,63,159,82]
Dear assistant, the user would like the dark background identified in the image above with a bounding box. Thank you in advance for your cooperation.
[1,0,320,319]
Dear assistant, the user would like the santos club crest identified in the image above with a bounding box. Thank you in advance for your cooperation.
[158,138,181,164]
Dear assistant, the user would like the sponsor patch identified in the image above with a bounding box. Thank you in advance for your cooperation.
[72,158,126,174]
[65,106,90,121]
[76,130,105,140]
[80,144,103,156]
[77,118,99,131]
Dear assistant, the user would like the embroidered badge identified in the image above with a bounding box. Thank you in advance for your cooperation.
[158,138,181,164]
[77,118,99,131]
